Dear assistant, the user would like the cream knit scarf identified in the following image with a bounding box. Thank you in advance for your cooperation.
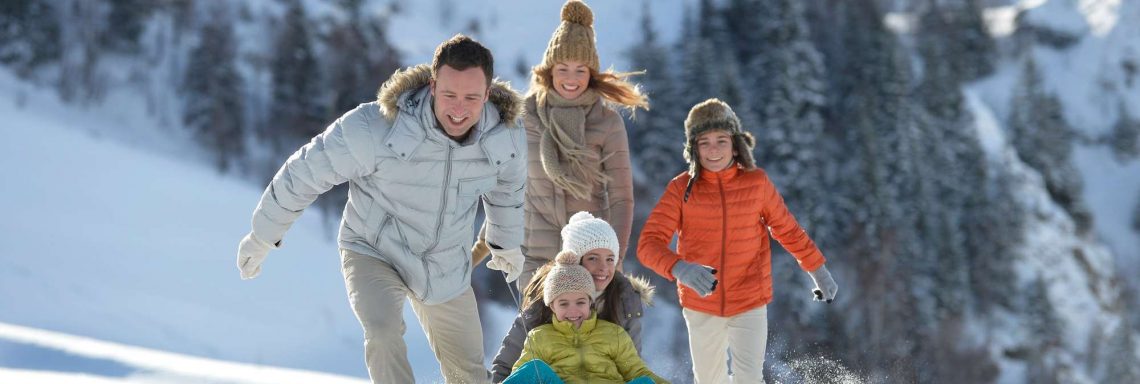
[536,88,610,200]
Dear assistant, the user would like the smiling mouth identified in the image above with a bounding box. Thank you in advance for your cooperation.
[593,275,608,281]
[561,84,580,92]
[706,156,724,161]
[447,115,467,124]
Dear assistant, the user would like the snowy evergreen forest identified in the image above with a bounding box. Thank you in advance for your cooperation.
[2,0,1139,382]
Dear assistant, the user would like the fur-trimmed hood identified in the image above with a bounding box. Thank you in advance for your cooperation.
[376,64,524,125]
[624,273,656,307]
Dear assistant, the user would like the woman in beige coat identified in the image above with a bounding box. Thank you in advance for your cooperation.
[476,0,648,290]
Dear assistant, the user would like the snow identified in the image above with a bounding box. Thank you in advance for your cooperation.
[986,6,1022,37]
[0,68,461,381]
[1074,146,1140,270]
[0,44,692,383]
[969,49,1130,384]
[0,322,367,384]
[972,1,1140,282]
[965,89,1008,157]
[1079,0,1122,36]
[3,0,1138,381]
[894,0,1120,38]
[1021,0,1091,36]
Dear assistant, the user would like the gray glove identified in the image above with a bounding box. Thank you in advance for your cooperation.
[808,265,838,303]
[672,260,717,297]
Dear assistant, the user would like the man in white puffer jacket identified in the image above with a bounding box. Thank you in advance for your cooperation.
[236,34,526,383]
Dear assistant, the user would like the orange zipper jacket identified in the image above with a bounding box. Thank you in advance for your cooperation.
[638,166,825,317]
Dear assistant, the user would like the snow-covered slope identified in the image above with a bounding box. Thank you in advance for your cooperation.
[0,68,481,381]
[975,0,1140,279]
[967,90,1129,383]
[0,322,367,384]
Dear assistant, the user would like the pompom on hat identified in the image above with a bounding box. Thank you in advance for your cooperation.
[537,1,600,73]
[681,98,757,202]
[543,250,597,305]
[560,211,620,259]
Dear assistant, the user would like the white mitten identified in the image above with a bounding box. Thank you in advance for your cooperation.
[237,233,278,280]
[486,247,524,283]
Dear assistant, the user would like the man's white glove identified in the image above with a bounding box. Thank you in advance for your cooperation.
[237,233,278,280]
[486,247,524,283]
[807,264,838,303]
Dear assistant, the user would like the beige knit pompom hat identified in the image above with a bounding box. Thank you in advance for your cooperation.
[543,250,597,306]
[538,1,600,73]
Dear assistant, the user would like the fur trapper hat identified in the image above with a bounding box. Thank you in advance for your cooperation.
[682,98,756,201]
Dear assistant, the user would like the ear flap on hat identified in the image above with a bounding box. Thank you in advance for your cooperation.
[734,131,756,170]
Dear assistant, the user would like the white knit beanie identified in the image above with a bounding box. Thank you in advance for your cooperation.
[560,211,620,258]
[544,250,597,305]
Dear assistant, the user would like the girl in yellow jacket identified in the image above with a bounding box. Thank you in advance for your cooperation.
[503,250,668,384]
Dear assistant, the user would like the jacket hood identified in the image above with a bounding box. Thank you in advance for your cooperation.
[376,64,524,124]
[625,273,656,307]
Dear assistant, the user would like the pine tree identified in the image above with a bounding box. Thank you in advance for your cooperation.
[750,0,830,235]
[833,0,922,257]
[1109,102,1140,162]
[325,1,401,115]
[627,2,685,190]
[826,0,931,379]
[1009,57,1091,232]
[0,0,61,77]
[101,0,153,54]
[917,0,996,82]
[57,0,108,103]
[746,0,836,342]
[677,11,721,109]
[182,8,244,172]
[1022,275,1064,383]
[1133,191,1140,233]
[266,0,325,152]
[317,0,403,239]
[915,14,999,318]
[1105,318,1140,383]
[723,0,764,66]
[968,165,1025,311]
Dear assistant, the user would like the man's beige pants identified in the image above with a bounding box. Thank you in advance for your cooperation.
[683,306,769,384]
[342,249,489,384]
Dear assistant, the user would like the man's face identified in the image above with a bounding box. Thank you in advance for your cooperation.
[430,65,489,140]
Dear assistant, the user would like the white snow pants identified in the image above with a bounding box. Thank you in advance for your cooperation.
[683,306,769,384]
[341,249,489,384]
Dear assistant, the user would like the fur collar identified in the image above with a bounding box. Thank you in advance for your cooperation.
[625,273,656,307]
[376,64,524,124]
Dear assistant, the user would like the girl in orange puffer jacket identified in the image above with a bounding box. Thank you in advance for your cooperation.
[637,98,839,384]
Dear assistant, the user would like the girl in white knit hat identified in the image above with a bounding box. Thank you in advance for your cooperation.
[501,248,668,384]
[492,211,655,382]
